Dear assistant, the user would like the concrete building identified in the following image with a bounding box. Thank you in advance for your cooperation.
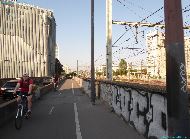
[95,64,119,75]
[0,1,56,78]
[146,30,190,79]
[55,43,59,60]
[95,65,106,76]
[63,65,71,74]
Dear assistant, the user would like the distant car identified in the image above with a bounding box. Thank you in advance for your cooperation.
[42,77,52,86]
[0,80,18,100]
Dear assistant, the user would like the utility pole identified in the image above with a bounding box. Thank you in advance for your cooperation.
[141,60,143,79]
[128,62,132,80]
[128,63,130,80]
[154,58,156,77]
[164,0,190,136]
[130,62,133,79]
[106,0,112,80]
[77,60,78,76]
[91,0,95,104]
[141,59,143,79]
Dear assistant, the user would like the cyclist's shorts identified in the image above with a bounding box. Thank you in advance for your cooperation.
[17,91,32,96]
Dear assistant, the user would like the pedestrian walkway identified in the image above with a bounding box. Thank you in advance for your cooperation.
[72,79,145,139]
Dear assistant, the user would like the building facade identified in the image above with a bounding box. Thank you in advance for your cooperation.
[63,65,71,74]
[95,64,119,76]
[55,43,59,60]
[146,30,190,79]
[0,1,56,78]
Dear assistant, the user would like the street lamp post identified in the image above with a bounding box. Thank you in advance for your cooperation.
[91,0,95,104]
[0,61,1,78]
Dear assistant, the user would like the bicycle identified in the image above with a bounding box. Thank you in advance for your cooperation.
[14,93,30,129]
[53,82,58,91]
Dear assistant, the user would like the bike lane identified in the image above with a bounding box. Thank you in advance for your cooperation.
[0,79,76,139]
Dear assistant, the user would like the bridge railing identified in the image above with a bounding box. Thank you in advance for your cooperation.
[74,77,168,139]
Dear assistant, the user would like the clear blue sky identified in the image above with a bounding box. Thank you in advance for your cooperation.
[17,0,189,71]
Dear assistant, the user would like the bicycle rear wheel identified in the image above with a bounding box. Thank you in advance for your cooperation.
[54,83,56,91]
[15,107,23,129]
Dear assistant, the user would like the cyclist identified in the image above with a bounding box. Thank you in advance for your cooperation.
[13,73,34,116]
[52,74,59,90]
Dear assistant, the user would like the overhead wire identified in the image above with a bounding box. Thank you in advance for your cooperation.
[122,0,163,19]
[97,2,190,67]
[113,0,164,47]
[183,4,190,38]
[114,2,190,47]
[116,0,148,21]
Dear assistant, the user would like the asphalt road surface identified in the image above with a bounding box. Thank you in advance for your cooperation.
[0,96,6,105]
[0,79,145,139]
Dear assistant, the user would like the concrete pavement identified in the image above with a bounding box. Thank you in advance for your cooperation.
[0,79,145,139]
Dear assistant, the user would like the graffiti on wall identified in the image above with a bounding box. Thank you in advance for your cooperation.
[180,63,187,92]
[99,82,168,139]
[112,85,167,138]
[100,83,113,107]
[80,79,168,138]
[82,80,91,96]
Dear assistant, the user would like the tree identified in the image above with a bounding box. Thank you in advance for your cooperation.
[103,66,106,76]
[141,68,147,74]
[61,70,66,76]
[70,71,77,76]
[96,72,102,77]
[113,69,120,76]
[118,59,127,75]
[55,58,64,75]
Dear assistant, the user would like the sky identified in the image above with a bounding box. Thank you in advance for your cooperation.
[17,0,189,71]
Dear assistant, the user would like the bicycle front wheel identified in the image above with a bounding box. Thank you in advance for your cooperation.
[15,107,23,129]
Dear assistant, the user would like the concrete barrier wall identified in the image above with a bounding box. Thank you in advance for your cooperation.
[39,83,53,96]
[74,77,168,139]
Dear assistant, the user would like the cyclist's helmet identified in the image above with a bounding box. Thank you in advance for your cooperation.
[23,73,29,77]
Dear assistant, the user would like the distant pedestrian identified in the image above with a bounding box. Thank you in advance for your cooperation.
[52,74,59,91]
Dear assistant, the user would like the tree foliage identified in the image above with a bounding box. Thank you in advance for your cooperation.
[96,72,103,77]
[142,68,147,74]
[55,58,64,75]
[70,71,77,76]
[118,59,127,75]
[102,66,106,76]
[113,69,120,76]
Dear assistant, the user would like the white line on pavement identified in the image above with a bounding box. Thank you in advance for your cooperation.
[49,106,55,115]
[72,82,74,95]
[74,103,82,139]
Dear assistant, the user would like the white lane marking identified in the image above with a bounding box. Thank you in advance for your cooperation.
[72,82,74,95]
[49,106,55,115]
[74,103,82,139]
